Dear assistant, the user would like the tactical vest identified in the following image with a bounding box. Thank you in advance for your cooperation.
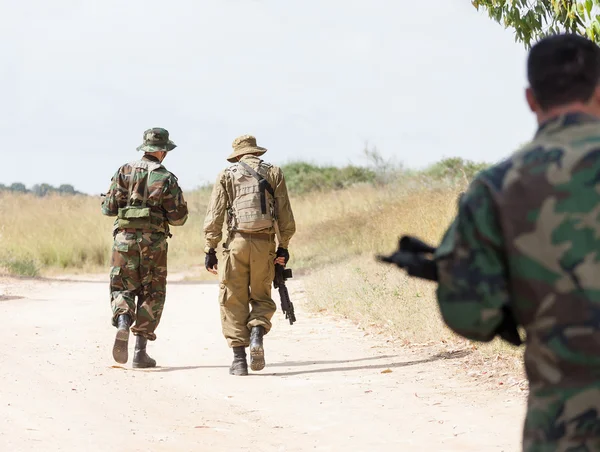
[227,160,276,232]
[116,159,166,232]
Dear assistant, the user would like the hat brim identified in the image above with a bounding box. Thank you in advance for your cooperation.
[226,145,267,163]
[137,141,177,153]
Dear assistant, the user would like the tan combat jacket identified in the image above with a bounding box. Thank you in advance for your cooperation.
[203,155,296,251]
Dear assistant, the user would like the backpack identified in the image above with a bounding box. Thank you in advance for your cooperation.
[227,160,276,232]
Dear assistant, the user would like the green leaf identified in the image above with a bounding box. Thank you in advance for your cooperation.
[594,19,600,37]
[474,0,600,46]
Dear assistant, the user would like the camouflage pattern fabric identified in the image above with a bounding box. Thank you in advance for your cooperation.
[110,231,167,340]
[136,127,177,154]
[102,154,188,340]
[102,155,188,235]
[434,112,600,451]
[203,154,296,250]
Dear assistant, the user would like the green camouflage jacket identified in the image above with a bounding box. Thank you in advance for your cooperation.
[435,112,600,449]
[101,155,188,234]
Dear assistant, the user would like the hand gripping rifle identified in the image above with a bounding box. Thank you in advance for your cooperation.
[376,236,522,347]
[273,264,296,325]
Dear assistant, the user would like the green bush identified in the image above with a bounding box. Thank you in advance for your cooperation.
[0,257,39,277]
[423,157,490,182]
[281,161,377,194]
[279,151,490,196]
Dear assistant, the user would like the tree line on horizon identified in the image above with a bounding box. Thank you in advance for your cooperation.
[1,155,490,198]
[0,182,83,197]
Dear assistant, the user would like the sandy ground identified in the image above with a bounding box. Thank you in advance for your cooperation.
[0,274,527,452]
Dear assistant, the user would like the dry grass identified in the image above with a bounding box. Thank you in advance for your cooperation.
[292,183,525,364]
[302,256,525,364]
[0,193,113,274]
[0,190,213,275]
[0,180,525,367]
[0,180,459,274]
[304,256,450,342]
[289,182,462,268]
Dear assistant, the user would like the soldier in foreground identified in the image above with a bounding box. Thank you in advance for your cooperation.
[101,128,188,368]
[203,135,296,376]
[380,33,600,450]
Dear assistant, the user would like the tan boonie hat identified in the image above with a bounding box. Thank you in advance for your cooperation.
[136,127,177,153]
[227,134,267,162]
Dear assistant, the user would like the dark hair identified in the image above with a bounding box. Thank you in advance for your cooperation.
[527,33,600,110]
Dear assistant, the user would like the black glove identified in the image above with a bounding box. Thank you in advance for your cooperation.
[205,248,218,270]
[276,247,289,265]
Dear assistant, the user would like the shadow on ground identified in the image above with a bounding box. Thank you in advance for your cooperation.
[125,349,472,376]
[0,296,25,302]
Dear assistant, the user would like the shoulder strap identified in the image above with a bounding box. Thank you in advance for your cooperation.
[238,161,274,214]
[126,165,136,207]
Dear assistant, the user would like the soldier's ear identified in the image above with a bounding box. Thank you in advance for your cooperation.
[525,87,539,114]
[591,84,600,108]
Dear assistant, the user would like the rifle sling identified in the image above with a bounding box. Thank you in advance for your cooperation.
[238,161,274,215]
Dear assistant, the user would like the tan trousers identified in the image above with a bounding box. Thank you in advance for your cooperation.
[218,232,277,348]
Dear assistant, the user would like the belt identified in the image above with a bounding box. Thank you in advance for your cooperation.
[117,228,171,239]
[230,231,274,240]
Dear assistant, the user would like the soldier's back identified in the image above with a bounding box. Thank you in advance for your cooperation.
[480,112,600,450]
[117,158,173,207]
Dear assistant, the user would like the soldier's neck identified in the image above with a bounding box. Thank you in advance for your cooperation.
[536,103,600,124]
[143,154,162,163]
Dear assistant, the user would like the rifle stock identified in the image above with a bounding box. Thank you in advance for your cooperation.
[377,235,522,347]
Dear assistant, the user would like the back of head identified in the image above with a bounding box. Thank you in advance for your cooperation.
[527,33,600,111]
[489,36,600,394]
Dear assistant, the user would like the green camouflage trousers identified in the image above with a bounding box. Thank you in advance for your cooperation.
[523,385,600,451]
[109,230,168,341]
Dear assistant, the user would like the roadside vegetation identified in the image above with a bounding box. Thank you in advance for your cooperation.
[0,152,524,372]
[0,153,483,275]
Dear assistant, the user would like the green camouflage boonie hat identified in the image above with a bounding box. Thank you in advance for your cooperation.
[227,134,267,162]
[136,128,177,153]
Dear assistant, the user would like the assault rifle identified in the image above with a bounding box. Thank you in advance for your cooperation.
[273,264,296,325]
[376,236,522,347]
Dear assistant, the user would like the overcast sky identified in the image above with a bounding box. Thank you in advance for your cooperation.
[3,0,535,194]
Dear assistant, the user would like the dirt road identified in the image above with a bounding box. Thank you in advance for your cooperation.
[0,275,526,452]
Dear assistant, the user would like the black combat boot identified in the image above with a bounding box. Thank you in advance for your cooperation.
[229,346,248,376]
[112,314,131,364]
[249,326,265,371]
[132,335,156,368]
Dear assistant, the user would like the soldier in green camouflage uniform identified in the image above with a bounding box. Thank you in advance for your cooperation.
[434,34,600,451]
[101,128,188,368]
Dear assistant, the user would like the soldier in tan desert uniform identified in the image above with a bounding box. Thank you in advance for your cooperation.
[203,135,296,376]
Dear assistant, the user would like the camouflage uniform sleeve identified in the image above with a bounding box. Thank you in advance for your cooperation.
[434,179,509,342]
[162,174,188,226]
[203,171,228,250]
[101,169,125,217]
[272,167,296,249]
